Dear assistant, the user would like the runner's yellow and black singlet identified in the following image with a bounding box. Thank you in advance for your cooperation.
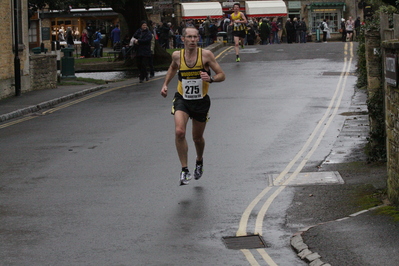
[177,48,210,100]
[231,12,246,32]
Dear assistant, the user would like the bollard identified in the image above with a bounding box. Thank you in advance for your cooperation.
[56,41,61,71]
[40,43,47,54]
[316,29,321,42]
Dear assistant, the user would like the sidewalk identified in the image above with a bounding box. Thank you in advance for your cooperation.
[289,87,399,265]
[0,82,109,123]
[0,76,147,123]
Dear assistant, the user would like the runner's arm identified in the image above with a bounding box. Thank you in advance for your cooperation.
[161,52,179,98]
[201,50,225,83]
[239,13,248,25]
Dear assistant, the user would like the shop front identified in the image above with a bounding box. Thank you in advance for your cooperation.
[307,2,346,33]
[40,8,119,46]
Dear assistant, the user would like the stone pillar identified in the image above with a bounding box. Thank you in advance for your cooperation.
[365,30,386,162]
[382,41,399,205]
[30,54,57,91]
[365,30,382,96]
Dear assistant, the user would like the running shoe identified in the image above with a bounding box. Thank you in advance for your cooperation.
[241,44,244,49]
[194,164,203,180]
[180,171,192,186]
[236,57,240,62]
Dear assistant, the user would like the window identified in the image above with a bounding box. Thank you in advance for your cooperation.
[29,21,38,42]
[311,12,339,33]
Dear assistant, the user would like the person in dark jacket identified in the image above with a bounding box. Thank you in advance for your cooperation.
[354,17,361,40]
[133,21,153,83]
[246,25,256,45]
[294,17,302,43]
[285,18,295,43]
[159,22,170,49]
[259,18,270,45]
[300,18,307,43]
[66,27,74,48]
[340,18,347,42]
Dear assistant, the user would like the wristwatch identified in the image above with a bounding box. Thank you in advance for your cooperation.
[209,76,215,83]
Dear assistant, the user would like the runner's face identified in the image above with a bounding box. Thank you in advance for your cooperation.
[233,5,240,12]
[182,28,199,49]
[141,23,147,30]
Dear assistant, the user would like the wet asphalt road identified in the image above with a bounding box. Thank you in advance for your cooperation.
[0,42,358,265]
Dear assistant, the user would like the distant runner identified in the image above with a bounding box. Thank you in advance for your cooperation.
[230,3,248,62]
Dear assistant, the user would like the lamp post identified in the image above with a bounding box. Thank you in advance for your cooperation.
[14,0,21,96]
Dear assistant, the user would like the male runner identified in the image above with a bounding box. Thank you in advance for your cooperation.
[230,3,247,62]
[160,27,225,186]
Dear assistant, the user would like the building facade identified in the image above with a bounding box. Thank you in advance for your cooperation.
[1,0,30,99]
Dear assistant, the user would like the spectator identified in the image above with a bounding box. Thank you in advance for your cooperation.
[355,17,361,40]
[159,22,170,49]
[133,21,153,83]
[340,18,347,42]
[91,28,102,57]
[271,18,280,44]
[203,16,212,47]
[66,27,74,48]
[285,18,295,44]
[111,24,121,47]
[246,25,256,45]
[259,18,271,45]
[301,18,307,43]
[80,29,90,58]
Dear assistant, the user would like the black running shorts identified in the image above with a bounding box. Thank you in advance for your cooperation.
[233,30,246,38]
[172,92,211,122]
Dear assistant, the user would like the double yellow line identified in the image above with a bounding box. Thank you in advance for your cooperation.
[238,42,354,266]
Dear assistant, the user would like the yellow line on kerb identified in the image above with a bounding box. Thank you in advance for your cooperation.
[0,116,36,129]
[239,43,354,266]
[215,46,234,60]
[0,78,162,129]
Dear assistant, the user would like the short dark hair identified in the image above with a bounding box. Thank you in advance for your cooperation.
[182,27,198,37]
[233,3,240,7]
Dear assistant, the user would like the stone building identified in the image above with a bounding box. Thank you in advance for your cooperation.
[1,0,30,99]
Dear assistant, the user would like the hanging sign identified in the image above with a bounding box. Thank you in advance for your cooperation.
[386,54,398,87]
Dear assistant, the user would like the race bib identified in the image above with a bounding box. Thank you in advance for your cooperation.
[182,79,203,100]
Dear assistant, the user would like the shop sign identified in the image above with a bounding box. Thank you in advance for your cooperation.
[386,54,398,87]
[42,27,51,40]
[222,2,235,8]
[288,1,301,9]
[313,9,337,12]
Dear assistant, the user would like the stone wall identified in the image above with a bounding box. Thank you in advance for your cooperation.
[30,54,57,91]
[0,0,15,96]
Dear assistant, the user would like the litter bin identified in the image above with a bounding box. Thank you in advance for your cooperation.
[32,47,48,54]
[61,47,76,78]
[216,32,228,43]
[32,47,41,54]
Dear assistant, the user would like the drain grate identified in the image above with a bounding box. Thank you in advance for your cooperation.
[222,235,268,250]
